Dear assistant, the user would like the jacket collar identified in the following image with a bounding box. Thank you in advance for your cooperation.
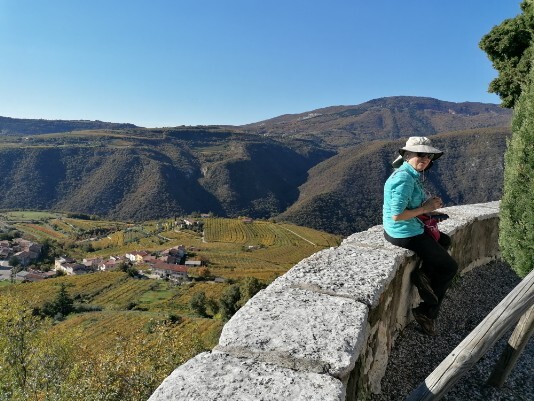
[400,161,421,178]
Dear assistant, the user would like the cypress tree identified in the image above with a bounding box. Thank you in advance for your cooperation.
[189,291,208,317]
[499,62,534,277]
[219,284,241,321]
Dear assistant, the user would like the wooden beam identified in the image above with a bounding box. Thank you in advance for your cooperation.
[405,268,534,401]
[487,304,534,388]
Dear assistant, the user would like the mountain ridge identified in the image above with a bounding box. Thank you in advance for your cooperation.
[0,116,139,135]
[241,96,511,149]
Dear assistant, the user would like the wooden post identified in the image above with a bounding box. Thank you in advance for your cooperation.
[487,304,534,387]
[405,268,534,401]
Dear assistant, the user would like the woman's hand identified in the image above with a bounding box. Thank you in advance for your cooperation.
[422,196,443,213]
[392,196,444,222]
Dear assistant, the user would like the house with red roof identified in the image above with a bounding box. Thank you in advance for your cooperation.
[152,262,188,283]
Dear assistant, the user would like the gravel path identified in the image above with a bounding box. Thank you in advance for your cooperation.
[370,260,533,401]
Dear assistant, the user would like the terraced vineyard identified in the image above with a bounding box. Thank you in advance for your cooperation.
[90,278,156,310]
[200,218,340,279]
[2,212,340,278]
[1,211,341,310]
[57,310,222,346]
[17,222,68,240]
[5,271,130,306]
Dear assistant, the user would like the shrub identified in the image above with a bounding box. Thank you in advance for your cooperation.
[499,64,534,277]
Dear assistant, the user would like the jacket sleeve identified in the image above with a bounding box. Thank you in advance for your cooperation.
[388,171,415,216]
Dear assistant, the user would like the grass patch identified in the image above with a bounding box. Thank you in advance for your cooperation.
[3,211,60,221]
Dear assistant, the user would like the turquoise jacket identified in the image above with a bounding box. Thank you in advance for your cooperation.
[383,161,425,238]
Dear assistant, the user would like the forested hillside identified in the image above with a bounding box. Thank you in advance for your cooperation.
[0,97,512,235]
[277,127,510,234]
[0,128,332,221]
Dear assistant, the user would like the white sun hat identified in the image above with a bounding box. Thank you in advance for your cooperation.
[392,136,444,168]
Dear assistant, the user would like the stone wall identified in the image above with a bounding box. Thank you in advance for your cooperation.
[148,201,501,401]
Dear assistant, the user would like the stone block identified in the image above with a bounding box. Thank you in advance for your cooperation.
[445,201,500,219]
[437,201,500,235]
[342,225,410,256]
[216,285,368,379]
[147,351,346,401]
[269,245,406,307]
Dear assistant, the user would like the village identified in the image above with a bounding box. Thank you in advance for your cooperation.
[0,236,207,284]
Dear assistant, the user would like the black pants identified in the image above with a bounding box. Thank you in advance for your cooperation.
[384,231,458,319]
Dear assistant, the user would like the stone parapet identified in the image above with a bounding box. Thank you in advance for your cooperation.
[216,285,368,379]
[148,201,501,401]
[148,351,346,401]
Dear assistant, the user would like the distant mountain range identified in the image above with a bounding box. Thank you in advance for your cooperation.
[0,116,138,135]
[242,96,511,149]
[0,96,512,235]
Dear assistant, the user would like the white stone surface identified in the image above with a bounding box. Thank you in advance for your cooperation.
[216,286,369,378]
[436,201,500,235]
[147,351,346,401]
[342,225,408,253]
[444,201,500,219]
[269,244,407,307]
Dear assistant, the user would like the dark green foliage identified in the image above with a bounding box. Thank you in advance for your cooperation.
[190,291,208,317]
[8,256,20,267]
[66,212,95,220]
[499,66,534,277]
[118,261,138,277]
[166,313,183,324]
[480,0,534,277]
[217,278,266,321]
[479,1,534,108]
[74,304,103,313]
[239,277,266,306]
[206,297,220,316]
[219,285,241,321]
[0,229,21,240]
[41,283,75,319]
[36,238,61,266]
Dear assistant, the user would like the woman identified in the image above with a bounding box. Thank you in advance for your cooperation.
[383,136,458,336]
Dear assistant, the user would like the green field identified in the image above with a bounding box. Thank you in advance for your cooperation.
[2,210,61,220]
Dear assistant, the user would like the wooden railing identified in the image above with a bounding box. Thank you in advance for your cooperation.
[405,268,534,401]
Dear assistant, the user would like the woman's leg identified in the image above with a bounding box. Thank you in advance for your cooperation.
[404,234,458,319]
[384,232,458,319]
[438,232,452,250]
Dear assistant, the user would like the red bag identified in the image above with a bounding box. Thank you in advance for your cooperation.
[417,214,440,241]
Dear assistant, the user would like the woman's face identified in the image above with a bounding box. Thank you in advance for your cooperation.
[405,151,434,172]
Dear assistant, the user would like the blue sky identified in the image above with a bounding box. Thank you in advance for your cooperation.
[0,0,522,127]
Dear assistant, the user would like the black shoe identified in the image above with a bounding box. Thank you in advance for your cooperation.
[412,308,437,336]
[411,270,438,305]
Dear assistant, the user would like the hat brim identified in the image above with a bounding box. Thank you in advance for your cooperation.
[399,143,443,158]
